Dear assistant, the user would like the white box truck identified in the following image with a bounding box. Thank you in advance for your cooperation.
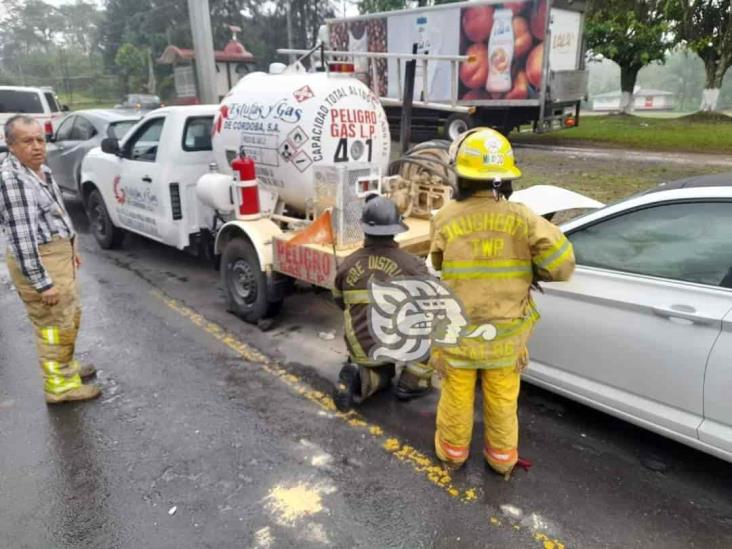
[325,0,588,139]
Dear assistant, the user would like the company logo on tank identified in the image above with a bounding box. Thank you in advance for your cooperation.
[223,99,303,130]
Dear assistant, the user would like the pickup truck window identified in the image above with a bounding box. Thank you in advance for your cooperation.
[182,116,213,151]
[126,117,165,162]
[0,90,44,114]
[44,92,61,113]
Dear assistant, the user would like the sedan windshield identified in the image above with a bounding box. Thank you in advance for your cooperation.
[109,120,138,139]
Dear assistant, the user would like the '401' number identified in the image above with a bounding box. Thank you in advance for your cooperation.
[333,138,373,163]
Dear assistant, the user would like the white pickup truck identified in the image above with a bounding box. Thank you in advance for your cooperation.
[0,86,67,150]
[80,105,219,252]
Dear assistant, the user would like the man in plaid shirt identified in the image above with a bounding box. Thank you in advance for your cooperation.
[1,115,101,403]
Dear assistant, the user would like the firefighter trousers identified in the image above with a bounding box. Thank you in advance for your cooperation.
[435,365,520,474]
[6,237,83,396]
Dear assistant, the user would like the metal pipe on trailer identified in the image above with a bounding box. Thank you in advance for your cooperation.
[400,47,418,155]
[277,49,473,63]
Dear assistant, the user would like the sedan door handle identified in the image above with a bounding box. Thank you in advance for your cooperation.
[141,176,152,183]
[651,304,716,325]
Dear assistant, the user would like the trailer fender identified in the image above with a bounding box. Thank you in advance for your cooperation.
[215,218,283,272]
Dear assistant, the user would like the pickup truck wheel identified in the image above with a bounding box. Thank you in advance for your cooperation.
[222,238,281,324]
[444,113,473,141]
[87,188,124,249]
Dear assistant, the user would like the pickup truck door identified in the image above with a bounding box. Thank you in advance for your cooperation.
[699,306,732,457]
[528,200,732,440]
[115,116,166,240]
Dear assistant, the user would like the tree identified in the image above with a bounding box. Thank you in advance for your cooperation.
[359,0,406,12]
[585,0,674,113]
[58,1,102,55]
[115,42,148,93]
[358,0,459,12]
[637,48,706,111]
[668,0,732,111]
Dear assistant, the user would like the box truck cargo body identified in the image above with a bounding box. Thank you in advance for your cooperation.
[326,0,588,138]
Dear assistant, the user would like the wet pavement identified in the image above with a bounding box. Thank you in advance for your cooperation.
[1,198,732,548]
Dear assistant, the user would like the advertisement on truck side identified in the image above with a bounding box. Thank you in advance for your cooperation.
[328,0,584,106]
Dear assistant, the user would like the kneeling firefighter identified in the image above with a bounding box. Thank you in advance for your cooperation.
[430,128,575,475]
[332,195,434,412]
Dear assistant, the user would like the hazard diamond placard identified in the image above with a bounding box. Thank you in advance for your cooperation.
[293,85,315,103]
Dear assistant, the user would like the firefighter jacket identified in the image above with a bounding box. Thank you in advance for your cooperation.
[430,191,575,369]
[333,239,429,365]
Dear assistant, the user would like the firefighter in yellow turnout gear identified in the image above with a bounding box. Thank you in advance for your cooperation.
[430,128,575,475]
[332,195,433,412]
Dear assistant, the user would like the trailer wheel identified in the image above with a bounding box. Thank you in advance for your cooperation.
[222,238,280,324]
[86,188,125,249]
[444,113,473,141]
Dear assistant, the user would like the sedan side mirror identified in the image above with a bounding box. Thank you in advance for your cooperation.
[62,105,70,112]
[101,137,121,156]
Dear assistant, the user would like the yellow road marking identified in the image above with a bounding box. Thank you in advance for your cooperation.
[153,290,568,548]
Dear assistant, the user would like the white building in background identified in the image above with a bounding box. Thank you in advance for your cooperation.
[592,88,676,112]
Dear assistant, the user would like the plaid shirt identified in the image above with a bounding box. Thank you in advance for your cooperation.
[0,153,75,292]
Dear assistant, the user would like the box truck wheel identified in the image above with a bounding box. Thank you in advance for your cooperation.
[86,188,125,249]
[222,237,281,323]
[444,113,473,141]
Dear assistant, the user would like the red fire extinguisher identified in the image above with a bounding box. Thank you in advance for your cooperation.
[231,152,261,220]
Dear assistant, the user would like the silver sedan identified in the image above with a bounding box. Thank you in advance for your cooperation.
[525,173,732,463]
[46,109,141,194]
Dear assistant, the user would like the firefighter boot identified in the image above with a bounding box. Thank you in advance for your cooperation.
[395,365,432,401]
[333,362,361,413]
[46,384,102,404]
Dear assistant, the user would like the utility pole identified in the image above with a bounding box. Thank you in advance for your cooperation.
[187,0,217,104]
[286,0,295,64]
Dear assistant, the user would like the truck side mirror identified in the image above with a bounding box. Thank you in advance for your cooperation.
[101,137,121,156]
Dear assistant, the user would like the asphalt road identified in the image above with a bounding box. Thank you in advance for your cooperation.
[1,198,732,549]
[513,143,732,168]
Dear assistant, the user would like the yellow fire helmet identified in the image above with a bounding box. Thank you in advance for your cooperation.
[450,127,522,182]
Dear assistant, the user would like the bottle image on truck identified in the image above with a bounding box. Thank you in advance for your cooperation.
[486,9,514,94]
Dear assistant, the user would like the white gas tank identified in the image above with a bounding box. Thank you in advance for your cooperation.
[211,71,391,214]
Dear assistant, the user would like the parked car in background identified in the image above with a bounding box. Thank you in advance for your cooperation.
[115,94,162,111]
[46,109,141,194]
[0,85,67,150]
[525,173,732,463]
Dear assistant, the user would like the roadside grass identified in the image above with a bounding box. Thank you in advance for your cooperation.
[513,149,730,204]
[57,91,117,111]
[512,113,732,155]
